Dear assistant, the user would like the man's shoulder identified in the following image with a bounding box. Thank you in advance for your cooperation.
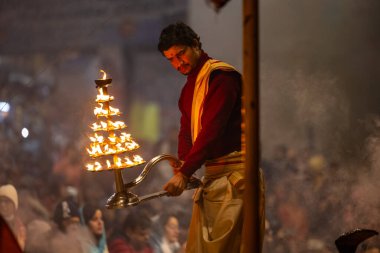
[209,68,242,81]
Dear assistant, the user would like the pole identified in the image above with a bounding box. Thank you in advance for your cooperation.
[242,0,261,253]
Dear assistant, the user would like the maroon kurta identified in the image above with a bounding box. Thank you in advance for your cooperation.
[178,52,242,177]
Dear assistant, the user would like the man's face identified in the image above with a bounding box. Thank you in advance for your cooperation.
[62,216,80,233]
[126,227,151,251]
[163,45,201,75]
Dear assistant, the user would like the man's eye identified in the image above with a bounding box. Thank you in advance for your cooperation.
[178,50,185,56]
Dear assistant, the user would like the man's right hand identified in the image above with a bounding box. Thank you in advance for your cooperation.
[163,171,189,196]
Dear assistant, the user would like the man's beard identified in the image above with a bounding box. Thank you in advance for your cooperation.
[178,64,191,75]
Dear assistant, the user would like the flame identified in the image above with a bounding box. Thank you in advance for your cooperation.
[108,133,117,143]
[120,132,131,142]
[91,121,109,131]
[94,104,108,116]
[86,143,103,156]
[115,157,123,167]
[86,70,145,171]
[109,106,120,115]
[125,140,139,150]
[133,155,144,163]
[93,104,120,117]
[109,121,125,129]
[116,143,123,152]
[125,157,134,166]
[89,133,104,143]
[96,89,114,102]
[100,69,107,80]
[86,153,144,171]
[86,162,102,171]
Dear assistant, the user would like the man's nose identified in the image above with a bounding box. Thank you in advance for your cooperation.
[172,57,183,68]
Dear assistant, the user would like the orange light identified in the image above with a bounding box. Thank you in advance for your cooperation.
[86,71,145,172]
[100,69,107,80]
[96,88,114,102]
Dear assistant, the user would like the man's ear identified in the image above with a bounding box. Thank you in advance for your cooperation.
[193,39,201,50]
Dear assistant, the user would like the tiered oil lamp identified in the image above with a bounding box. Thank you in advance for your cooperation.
[86,70,201,209]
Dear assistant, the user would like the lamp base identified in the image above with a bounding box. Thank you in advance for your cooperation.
[106,190,139,209]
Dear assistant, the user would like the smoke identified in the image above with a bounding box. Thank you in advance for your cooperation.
[260,0,380,159]
[261,67,350,158]
[260,0,380,250]
[350,118,380,229]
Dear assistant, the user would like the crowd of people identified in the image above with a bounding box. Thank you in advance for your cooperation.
[262,145,380,253]
[0,129,192,253]
[1,142,379,253]
[0,181,190,253]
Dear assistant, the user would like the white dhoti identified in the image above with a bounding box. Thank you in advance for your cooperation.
[185,152,265,253]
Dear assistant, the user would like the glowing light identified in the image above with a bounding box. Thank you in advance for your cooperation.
[120,133,131,142]
[89,133,104,143]
[94,104,120,117]
[0,102,10,112]
[133,155,144,163]
[96,88,114,102]
[21,128,29,138]
[115,157,123,167]
[85,71,145,171]
[91,121,109,131]
[100,69,107,80]
[86,162,102,171]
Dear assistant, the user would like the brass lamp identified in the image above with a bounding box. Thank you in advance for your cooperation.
[85,71,201,209]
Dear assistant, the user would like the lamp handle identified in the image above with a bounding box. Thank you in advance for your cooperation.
[124,154,183,189]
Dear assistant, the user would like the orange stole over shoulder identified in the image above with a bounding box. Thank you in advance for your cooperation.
[191,59,237,143]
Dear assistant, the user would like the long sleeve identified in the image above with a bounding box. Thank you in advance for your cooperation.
[177,96,193,161]
[179,70,242,177]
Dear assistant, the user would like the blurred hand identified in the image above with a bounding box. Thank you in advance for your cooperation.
[163,172,189,196]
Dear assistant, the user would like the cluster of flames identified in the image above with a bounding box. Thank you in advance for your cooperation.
[85,70,144,171]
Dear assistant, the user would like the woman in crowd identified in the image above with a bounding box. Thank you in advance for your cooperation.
[151,212,181,253]
[81,203,109,253]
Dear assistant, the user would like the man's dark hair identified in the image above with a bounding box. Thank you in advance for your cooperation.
[122,210,152,231]
[158,22,202,53]
[53,198,80,232]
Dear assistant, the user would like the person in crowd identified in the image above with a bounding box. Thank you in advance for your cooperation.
[157,22,264,252]
[0,184,26,250]
[109,210,153,253]
[24,218,52,253]
[49,198,84,253]
[53,198,81,233]
[81,203,109,253]
[151,212,181,253]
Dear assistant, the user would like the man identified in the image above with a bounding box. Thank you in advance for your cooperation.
[53,198,81,233]
[108,211,153,253]
[158,22,245,253]
[48,199,84,253]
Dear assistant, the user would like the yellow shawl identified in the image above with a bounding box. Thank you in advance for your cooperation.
[191,59,236,143]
